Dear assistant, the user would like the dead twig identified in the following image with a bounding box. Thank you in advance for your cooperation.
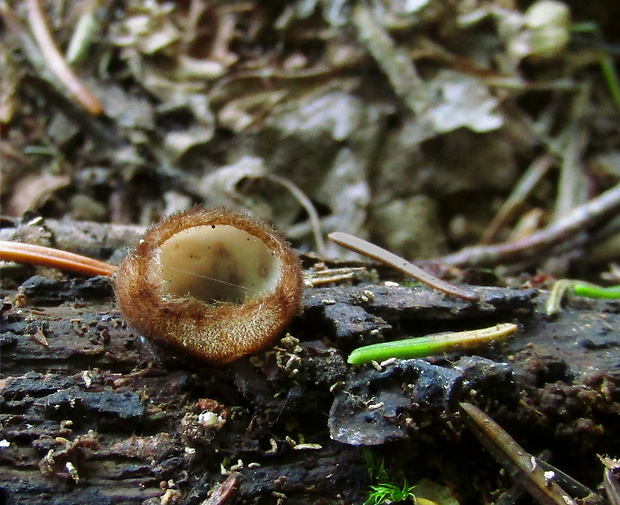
[427,183,620,269]
[481,154,556,244]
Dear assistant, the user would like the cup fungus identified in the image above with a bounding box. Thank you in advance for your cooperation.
[114,208,303,363]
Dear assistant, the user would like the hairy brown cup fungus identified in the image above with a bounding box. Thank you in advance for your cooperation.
[115,208,303,363]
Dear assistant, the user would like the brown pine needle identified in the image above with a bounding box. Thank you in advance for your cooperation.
[0,241,117,277]
[460,402,577,505]
[25,0,103,115]
[329,232,479,301]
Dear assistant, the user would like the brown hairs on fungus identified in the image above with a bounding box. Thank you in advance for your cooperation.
[114,207,303,363]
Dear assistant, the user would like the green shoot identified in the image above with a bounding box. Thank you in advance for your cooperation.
[362,451,417,505]
[547,280,620,315]
[365,481,417,505]
[348,323,518,365]
[572,283,620,299]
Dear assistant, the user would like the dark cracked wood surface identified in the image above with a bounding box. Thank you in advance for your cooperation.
[1,272,619,504]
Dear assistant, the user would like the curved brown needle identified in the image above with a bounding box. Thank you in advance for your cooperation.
[328,232,479,301]
[0,241,117,277]
[25,0,103,115]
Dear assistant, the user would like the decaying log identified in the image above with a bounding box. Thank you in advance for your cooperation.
[1,253,619,504]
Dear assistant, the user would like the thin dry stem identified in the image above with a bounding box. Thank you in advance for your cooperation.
[266,174,326,256]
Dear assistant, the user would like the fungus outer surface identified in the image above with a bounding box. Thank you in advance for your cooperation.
[114,207,303,363]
